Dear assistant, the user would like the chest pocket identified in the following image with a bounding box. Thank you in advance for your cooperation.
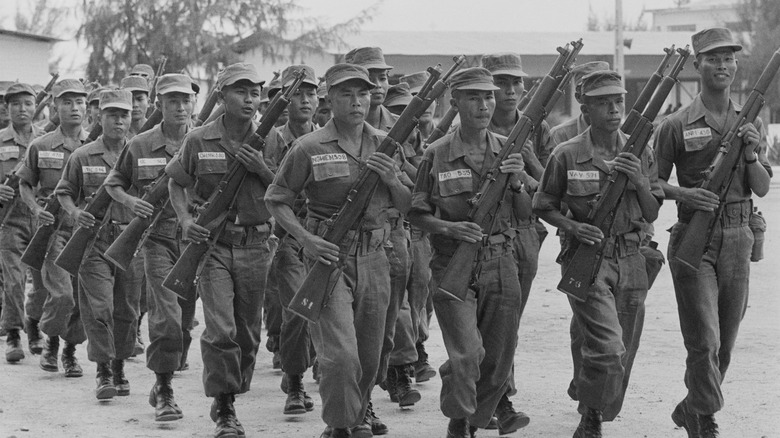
[197,156,228,175]
[38,151,65,169]
[0,146,20,162]
[438,169,473,197]
[311,153,350,182]
[683,128,713,153]
[83,166,108,187]
[566,170,601,197]
[136,157,168,181]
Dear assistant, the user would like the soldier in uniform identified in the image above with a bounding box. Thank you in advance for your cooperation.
[0,83,46,363]
[103,73,199,421]
[130,63,155,86]
[166,63,275,438]
[18,79,89,377]
[409,67,531,437]
[0,81,14,130]
[266,63,411,438]
[120,76,150,140]
[314,81,332,128]
[533,71,663,437]
[55,89,144,400]
[549,62,611,147]
[654,28,772,437]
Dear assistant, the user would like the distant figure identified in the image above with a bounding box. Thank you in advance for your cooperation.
[664,103,674,115]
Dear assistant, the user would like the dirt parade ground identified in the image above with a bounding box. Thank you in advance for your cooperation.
[1,172,779,437]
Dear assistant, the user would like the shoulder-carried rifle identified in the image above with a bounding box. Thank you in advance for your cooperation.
[21,195,61,270]
[621,46,675,134]
[287,55,467,323]
[54,186,114,276]
[423,106,458,150]
[673,47,780,270]
[557,46,691,301]
[436,40,583,302]
[35,73,59,106]
[195,88,220,127]
[163,70,308,301]
[147,56,168,111]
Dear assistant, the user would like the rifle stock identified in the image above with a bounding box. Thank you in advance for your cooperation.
[35,73,59,106]
[21,197,61,270]
[54,186,114,276]
[87,123,102,142]
[0,174,21,227]
[195,89,219,126]
[424,106,458,149]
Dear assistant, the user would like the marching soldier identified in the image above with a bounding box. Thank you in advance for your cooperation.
[549,61,611,147]
[130,63,155,86]
[120,76,150,140]
[314,81,332,128]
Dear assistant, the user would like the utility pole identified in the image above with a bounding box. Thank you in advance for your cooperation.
[615,0,625,86]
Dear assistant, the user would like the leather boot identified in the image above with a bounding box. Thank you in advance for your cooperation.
[5,329,25,363]
[214,393,241,438]
[573,408,602,438]
[446,418,470,438]
[95,362,116,399]
[394,364,421,407]
[413,342,436,382]
[283,373,307,415]
[40,336,60,371]
[366,400,387,435]
[111,359,130,396]
[149,372,182,421]
[384,365,399,402]
[26,318,44,355]
[495,393,530,434]
[61,341,83,377]
[699,414,719,438]
[672,400,700,438]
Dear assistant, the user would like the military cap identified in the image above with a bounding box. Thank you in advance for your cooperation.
[266,74,282,95]
[99,89,133,111]
[449,67,500,92]
[156,74,196,95]
[217,63,265,90]
[580,70,627,97]
[120,76,150,94]
[260,87,270,104]
[4,83,36,103]
[344,48,359,64]
[130,63,155,78]
[351,47,393,70]
[87,87,105,104]
[481,53,528,78]
[692,27,742,56]
[0,81,17,97]
[52,79,88,98]
[400,71,430,95]
[572,61,611,85]
[384,82,413,108]
[324,64,377,92]
[281,65,318,88]
[317,80,328,99]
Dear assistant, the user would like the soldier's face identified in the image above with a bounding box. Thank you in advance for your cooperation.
[101,108,131,140]
[492,75,524,113]
[220,81,262,122]
[420,99,437,124]
[158,92,195,127]
[88,103,101,124]
[695,49,737,92]
[368,69,390,107]
[55,93,87,128]
[288,84,317,123]
[7,94,35,126]
[452,89,495,130]
[0,102,8,122]
[314,99,332,127]
[328,81,370,126]
[581,94,624,133]
[131,91,150,121]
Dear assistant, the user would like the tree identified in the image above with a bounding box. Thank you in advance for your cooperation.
[77,0,378,85]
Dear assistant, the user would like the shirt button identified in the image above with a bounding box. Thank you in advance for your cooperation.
[328,172,333,176]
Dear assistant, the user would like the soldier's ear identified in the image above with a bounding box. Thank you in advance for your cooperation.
[155,98,162,112]
[450,98,458,109]
[217,90,225,105]
[580,103,589,117]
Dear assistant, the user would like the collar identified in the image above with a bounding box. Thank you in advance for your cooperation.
[0,123,43,146]
[204,115,257,143]
[318,119,385,160]
[280,121,315,146]
[447,125,503,165]
[50,126,89,151]
[147,122,185,157]
[685,94,742,129]
[489,109,521,132]
[574,126,627,174]
[372,105,398,132]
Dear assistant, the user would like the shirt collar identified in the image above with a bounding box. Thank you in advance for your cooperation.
[50,126,89,151]
[447,126,503,162]
[574,126,627,174]
[0,123,43,146]
[318,119,385,160]
[685,94,743,127]
[280,121,315,146]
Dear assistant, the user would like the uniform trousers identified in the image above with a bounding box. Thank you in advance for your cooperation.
[408,229,432,346]
[274,235,312,375]
[39,229,85,344]
[378,221,413,380]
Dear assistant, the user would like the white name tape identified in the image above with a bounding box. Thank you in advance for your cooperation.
[82,166,106,174]
[0,146,19,155]
[138,157,167,166]
[568,170,599,180]
[38,151,64,160]
[311,153,348,165]
[438,169,472,182]
[683,128,711,140]
[198,152,225,160]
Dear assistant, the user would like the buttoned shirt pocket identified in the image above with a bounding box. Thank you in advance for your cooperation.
[311,153,350,182]
[38,151,65,169]
[683,127,712,153]
[135,157,168,182]
[565,173,601,197]
[196,157,228,175]
[82,167,108,192]
[438,170,473,197]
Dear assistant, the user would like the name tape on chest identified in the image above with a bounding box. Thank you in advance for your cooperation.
[311,153,348,165]
[683,128,712,140]
[138,157,167,166]
[568,170,600,180]
[82,166,106,174]
[38,151,64,160]
[198,152,225,160]
[438,169,472,182]
[0,145,20,155]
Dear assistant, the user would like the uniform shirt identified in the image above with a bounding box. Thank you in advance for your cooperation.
[488,110,554,167]
[369,105,399,133]
[411,127,520,253]
[265,119,395,231]
[0,123,45,182]
[55,136,135,223]
[654,94,772,223]
[18,126,89,197]
[165,115,274,226]
[103,123,181,222]
[550,114,588,148]
[533,127,663,236]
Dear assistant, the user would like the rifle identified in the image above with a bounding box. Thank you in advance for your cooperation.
[21,196,61,270]
[287,55,467,323]
[195,88,220,127]
[163,70,309,301]
[673,47,780,270]
[436,41,583,302]
[423,106,458,149]
[557,46,691,301]
[622,45,675,134]
[517,79,540,112]
[54,186,114,276]
[86,123,102,142]
[147,56,168,112]
[35,73,59,106]
[33,94,53,122]
[0,173,21,228]
[139,108,163,132]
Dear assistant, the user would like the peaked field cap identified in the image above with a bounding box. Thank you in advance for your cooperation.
[218,63,265,90]
[400,71,430,94]
[99,89,133,111]
[87,87,106,104]
[52,79,87,98]
[120,76,150,93]
[325,64,377,92]
[449,67,500,92]
[157,74,196,95]
[572,61,611,85]
[384,82,413,108]
[281,65,318,88]
[130,63,155,77]
[317,81,328,99]
[3,83,36,103]
[266,74,282,93]
[351,47,393,70]
[580,70,627,97]
[692,27,743,56]
[481,53,528,77]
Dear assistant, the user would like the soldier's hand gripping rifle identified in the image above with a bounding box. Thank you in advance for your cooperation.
[162,70,308,301]
[673,47,780,270]
[557,46,691,301]
[21,195,62,270]
[287,55,467,323]
[0,172,21,228]
[436,40,583,302]
[31,72,60,122]
[54,186,114,276]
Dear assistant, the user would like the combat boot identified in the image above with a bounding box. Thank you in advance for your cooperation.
[446,418,470,438]
[699,414,719,438]
[283,373,307,415]
[95,362,116,399]
[40,336,60,371]
[573,408,602,438]
[25,318,44,355]
[320,426,351,438]
[672,400,700,438]
[61,341,83,377]
[5,329,25,363]
[111,359,130,395]
[413,342,436,382]
[365,400,387,435]
[495,393,530,434]
[214,393,241,438]
[393,364,421,407]
[149,372,182,421]
[383,365,399,402]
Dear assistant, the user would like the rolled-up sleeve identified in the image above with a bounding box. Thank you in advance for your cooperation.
[532,151,566,212]
[16,142,39,186]
[55,153,81,201]
[652,117,680,182]
[410,149,435,215]
[264,140,309,208]
[165,136,195,187]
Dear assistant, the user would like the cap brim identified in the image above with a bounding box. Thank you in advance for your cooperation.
[490,68,528,78]
[101,103,132,111]
[362,63,393,71]
[384,96,413,107]
[283,78,319,88]
[454,83,500,91]
[55,89,88,98]
[222,75,265,89]
[407,85,423,94]
[697,42,743,55]
[328,76,378,91]
[584,85,627,97]
[158,86,196,95]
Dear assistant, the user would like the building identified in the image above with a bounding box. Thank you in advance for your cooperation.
[0,29,59,86]
[647,0,743,33]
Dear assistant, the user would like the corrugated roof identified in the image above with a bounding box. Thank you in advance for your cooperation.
[0,28,61,43]
[335,31,694,56]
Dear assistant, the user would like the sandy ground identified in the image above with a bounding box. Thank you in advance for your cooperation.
[2,175,780,438]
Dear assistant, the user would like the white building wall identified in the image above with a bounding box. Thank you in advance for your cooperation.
[651,6,740,32]
[0,34,54,85]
